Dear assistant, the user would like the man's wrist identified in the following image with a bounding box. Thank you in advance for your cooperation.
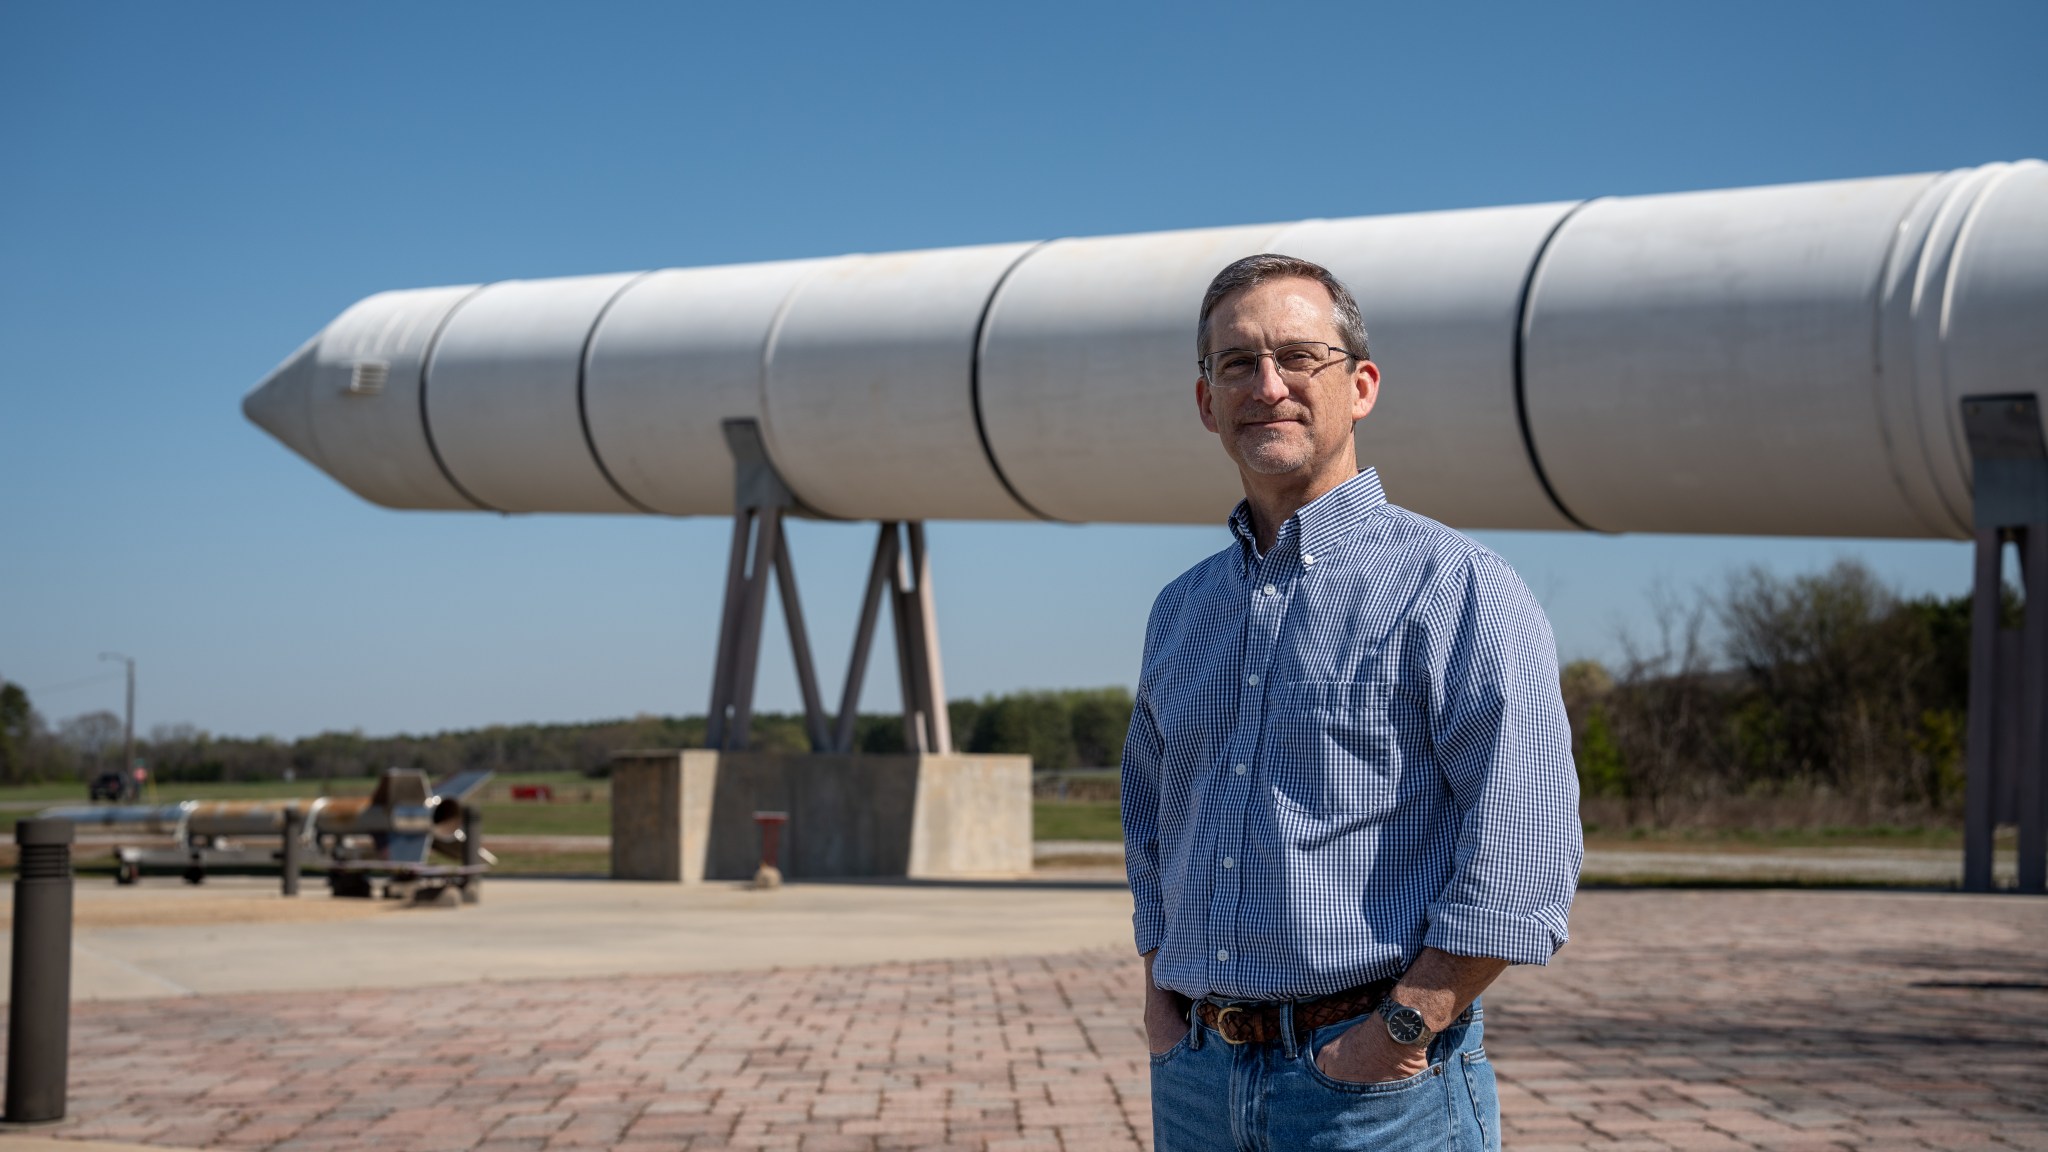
[1387,978,1460,1035]
[1376,997,1436,1048]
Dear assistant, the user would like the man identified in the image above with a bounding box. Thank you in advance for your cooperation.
[1121,254,1582,1150]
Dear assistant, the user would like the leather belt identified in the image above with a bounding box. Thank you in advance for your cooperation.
[1195,978,1397,1046]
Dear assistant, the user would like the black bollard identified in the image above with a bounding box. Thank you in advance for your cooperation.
[280,808,304,897]
[460,805,481,904]
[6,819,73,1124]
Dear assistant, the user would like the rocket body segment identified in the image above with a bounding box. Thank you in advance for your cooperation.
[582,257,838,516]
[978,222,1290,523]
[244,164,2048,538]
[1872,165,2005,537]
[422,273,648,514]
[1523,173,1949,537]
[1936,162,2048,521]
[1272,203,1582,532]
[761,242,1042,522]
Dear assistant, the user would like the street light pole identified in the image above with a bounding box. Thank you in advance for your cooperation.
[98,653,134,795]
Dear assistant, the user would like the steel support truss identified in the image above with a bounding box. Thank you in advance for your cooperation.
[704,420,951,756]
[1961,393,2048,893]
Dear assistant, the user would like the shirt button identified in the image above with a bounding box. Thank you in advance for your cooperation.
[1262,583,1277,596]
[1222,856,1236,869]
[1246,673,1259,686]
[1233,763,1247,775]
[1303,554,1315,565]
[1216,949,1230,962]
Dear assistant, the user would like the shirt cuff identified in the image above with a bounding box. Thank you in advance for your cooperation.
[1423,903,1568,966]
[1132,905,1164,957]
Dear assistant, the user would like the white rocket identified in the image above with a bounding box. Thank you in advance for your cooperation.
[245,162,2048,539]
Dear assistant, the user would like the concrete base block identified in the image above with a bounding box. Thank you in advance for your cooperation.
[609,751,1032,882]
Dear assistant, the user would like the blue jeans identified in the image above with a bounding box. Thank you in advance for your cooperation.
[1149,998,1499,1152]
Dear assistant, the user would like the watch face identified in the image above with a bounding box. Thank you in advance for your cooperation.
[1385,1005,1427,1046]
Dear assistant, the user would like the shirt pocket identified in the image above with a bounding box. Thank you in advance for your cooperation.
[1264,680,1401,818]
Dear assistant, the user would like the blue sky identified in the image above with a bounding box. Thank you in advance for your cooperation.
[3,0,2044,740]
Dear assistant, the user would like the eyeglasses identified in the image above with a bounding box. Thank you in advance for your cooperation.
[1199,341,1358,387]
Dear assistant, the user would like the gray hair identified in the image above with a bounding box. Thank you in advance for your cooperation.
[1196,253,1370,364]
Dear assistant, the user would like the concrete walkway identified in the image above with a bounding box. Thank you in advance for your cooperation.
[2,884,2045,1151]
[1,876,1134,1002]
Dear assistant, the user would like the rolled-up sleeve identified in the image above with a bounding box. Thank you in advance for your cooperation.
[1121,684,1166,955]
[1421,550,1583,965]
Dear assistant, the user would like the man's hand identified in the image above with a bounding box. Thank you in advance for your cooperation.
[1316,948,1511,1084]
[1312,1014,1429,1084]
[1142,952,1190,1055]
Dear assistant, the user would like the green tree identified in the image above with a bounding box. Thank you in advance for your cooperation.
[1067,687,1133,768]
[0,681,31,784]
[1718,559,1964,810]
[1558,660,1626,799]
[966,691,1078,770]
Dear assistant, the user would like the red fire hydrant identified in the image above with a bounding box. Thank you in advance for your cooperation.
[751,811,788,889]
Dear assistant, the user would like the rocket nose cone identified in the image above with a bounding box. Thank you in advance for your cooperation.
[244,335,327,470]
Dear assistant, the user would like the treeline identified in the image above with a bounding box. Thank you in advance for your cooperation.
[1564,559,1975,829]
[0,685,1134,785]
[0,561,1987,830]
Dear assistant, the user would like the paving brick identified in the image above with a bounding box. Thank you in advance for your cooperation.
[7,889,2045,1151]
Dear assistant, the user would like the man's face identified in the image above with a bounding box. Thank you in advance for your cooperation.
[1196,277,1379,481]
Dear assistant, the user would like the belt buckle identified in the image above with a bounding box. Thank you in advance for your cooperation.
[1214,1004,1250,1045]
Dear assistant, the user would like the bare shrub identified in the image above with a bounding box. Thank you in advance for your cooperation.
[1571,560,1971,832]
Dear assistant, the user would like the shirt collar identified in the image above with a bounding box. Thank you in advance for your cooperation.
[1228,467,1388,569]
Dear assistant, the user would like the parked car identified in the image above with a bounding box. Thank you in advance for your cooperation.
[88,771,130,802]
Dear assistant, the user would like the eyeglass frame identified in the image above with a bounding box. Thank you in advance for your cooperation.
[1197,341,1364,387]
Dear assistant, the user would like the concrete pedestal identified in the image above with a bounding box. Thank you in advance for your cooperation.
[609,751,1032,882]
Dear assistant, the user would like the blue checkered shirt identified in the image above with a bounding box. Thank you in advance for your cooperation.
[1121,468,1582,1001]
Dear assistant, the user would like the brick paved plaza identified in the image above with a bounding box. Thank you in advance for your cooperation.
[8,887,2046,1151]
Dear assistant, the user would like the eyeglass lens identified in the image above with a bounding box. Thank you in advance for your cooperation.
[1205,342,1337,384]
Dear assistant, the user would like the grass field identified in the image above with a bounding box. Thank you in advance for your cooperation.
[0,774,606,828]
[484,800,1132,841]
[1029,803,1968,848]
[475,801,609,836]
[1035,801,1123,841]
[0,778,379,806]
[60,849,616,881]
[2,781,1961,851]
[488,849,612,875]
[1581,823,1963,851]
[0,771,600,808]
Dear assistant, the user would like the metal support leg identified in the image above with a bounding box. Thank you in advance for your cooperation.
[281,808,303,897]
[889,534,924,754]
[727,508,781,750]
[704,512,952,759]
[708,421,954,758]
[834,524,900,753]
[905,524,952,755]
[1964,529,2002,892]
[772,523,830,752]
[2022,528,2048,893]
[1960,393,2048,894]
[705,513,755,751]
[707,508,782,751]
[875,523,953,755]
[7,819,73,1124]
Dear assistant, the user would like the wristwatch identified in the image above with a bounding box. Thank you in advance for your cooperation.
[1378,998,1436,1048]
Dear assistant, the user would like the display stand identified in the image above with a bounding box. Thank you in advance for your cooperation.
[704,419,950,755]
